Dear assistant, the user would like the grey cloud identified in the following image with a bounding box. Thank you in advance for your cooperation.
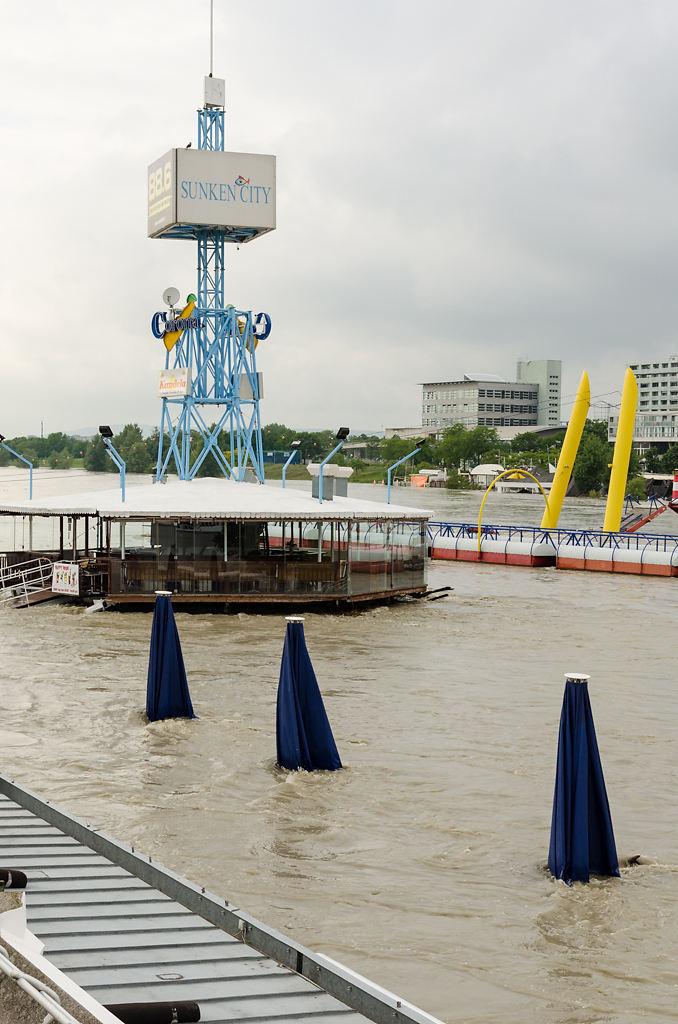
[3,0,678,434]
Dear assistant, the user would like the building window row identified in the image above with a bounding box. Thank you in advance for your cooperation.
[478,403,537,413]
[477,389,536,399]
[477,417,534,427]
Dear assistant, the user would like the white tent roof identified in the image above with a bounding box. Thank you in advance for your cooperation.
[469,464,504,476]
[0,477,431,523]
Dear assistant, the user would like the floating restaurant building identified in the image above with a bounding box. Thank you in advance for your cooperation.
[0,478,429,608]
[0,71,432,609]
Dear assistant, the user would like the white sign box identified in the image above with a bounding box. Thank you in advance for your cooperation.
[159,367,192,398]
[148,149,276,241]
[52,562,80,596]
[239,371,264,401]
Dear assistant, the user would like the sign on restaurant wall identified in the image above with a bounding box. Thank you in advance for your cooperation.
[52,562,80,596]
[147,149,276,240]
[159,368,192,398]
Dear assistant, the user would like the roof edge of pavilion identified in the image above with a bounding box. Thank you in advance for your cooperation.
[0,477,432,523]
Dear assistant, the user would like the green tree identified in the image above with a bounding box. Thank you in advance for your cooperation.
[437,424,469,468]
[414,437,440,466]
[297,430,334,462]
[464,425,501,465]
[84,437,111,472]
[49,447,72,469]
[573,434,611,493]
[113,424,154,474]
[261,422,293,450]
[583,419,609,443]
[626,477,648,501]
[660,444,678,474]
[380,437,417,465]
[511,431,546,452]
[44,432,72,454]
[642,446,661,472]
[0,438,36,468]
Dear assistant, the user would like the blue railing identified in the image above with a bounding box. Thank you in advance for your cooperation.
[426,521,678,554]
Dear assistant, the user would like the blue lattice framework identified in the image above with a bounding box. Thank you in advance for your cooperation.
[156,104,265,482]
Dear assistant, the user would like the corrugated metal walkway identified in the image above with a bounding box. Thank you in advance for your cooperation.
[0,778,435,1024]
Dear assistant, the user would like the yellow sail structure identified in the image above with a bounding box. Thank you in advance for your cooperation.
[541,370,590,529]
[603,367,638,533]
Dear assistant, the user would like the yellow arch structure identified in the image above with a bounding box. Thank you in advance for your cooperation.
[477,470,551,553]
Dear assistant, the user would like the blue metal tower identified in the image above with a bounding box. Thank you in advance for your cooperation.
[152,80,274,483]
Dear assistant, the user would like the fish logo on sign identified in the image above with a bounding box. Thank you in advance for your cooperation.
[235,175,250,186]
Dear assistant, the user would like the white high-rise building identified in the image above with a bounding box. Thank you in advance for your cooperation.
[515,359,562,426]
[608,357,678,446]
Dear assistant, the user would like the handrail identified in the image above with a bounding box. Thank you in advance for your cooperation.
[0,558,53,582]
[0,943,87,1024]
[0,557,53,605]
[0,555,52,576]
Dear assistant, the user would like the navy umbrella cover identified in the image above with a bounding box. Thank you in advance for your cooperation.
[146,593,197,722]
[548,674,619,885]
[276,620,342,772]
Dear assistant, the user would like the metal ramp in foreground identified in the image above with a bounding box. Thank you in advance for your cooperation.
[0,556,54,607]
[0,775,443,1024]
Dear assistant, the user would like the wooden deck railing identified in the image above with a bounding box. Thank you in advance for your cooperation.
[102,557,352,598]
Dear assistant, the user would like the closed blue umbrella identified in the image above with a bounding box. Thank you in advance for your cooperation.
[146,591,196,722]
[276,617,342,772]
[548,672,619,884]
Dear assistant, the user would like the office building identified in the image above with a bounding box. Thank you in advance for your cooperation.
[421,375,539,431]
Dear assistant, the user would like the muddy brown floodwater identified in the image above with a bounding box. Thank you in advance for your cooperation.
[2,468,678,1022]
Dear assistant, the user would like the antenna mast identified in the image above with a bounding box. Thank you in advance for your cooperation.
[209,0,214,76]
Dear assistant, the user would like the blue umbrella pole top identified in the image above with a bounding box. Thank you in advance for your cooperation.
[549,672,619,885]
[146,592,197,722]
[276,618,342,772]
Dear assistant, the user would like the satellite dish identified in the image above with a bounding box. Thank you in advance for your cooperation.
[162,286,180,307]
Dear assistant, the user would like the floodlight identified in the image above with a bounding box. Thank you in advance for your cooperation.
[99,425,113,439]
[0,434,5,443]
[336,427,350,440]
[291,440,302,449]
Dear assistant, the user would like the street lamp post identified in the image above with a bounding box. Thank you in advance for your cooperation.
[318,428,349,504]
[99,426,126,503]
[387,448,421,504]
[282,440,302,489]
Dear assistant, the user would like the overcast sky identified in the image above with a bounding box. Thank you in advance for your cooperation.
[3,0,678,437]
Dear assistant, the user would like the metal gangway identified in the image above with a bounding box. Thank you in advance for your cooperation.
[0,556,54,607]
